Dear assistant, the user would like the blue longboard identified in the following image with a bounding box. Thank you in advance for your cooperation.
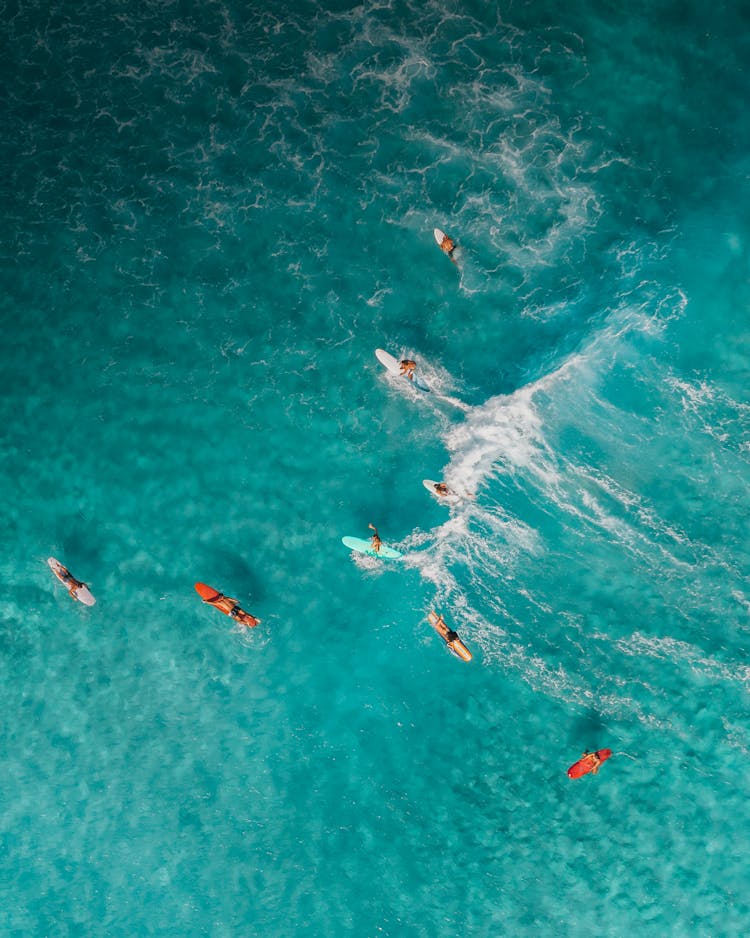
[342,536,402,559]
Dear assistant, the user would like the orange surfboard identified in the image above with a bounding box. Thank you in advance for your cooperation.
[428,611,472,662]
[195,582,260,628]
[195,582,221,603]
[567,749,612,779]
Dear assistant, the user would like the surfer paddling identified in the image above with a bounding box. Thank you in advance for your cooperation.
[47,558,96,605]
[436,229,457,263]
[226,601,260,629]
[428,611,472,661]
[566,749,612,779]
[368,523,382,554]
[433,613,460,645]
[195,583,260,628]
[423,479,474,502]
[59,568,88,600]
[581,751,602,775]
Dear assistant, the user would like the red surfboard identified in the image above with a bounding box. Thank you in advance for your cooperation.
[195,582,223,604]
[195,582,260,628]
[567,749,612,779]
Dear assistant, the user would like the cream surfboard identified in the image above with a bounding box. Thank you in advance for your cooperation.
[428,611,472,661]
[374,348,430,392]
[47,557,96,606]
[422,479,459,502]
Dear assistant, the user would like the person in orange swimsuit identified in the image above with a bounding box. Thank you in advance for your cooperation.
[399,359,417,381]
[438,232,457,262]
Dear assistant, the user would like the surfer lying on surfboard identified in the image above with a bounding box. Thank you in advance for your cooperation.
[567,749,612,779]
[584,751,602,774]
[47,558,96,605]
[434,228,457,263]
[195,583,260,628]
[435,614,459,643]
[439,234,456,258]
[59,569,88,599]
[428,611,472,661]
[423,480,473,503]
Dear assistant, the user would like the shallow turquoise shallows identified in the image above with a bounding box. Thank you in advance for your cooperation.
[4,0,750,934]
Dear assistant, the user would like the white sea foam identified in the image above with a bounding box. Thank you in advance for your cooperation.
[445,364,569,495]
[665,372,750,452]
[403,271,705,727]
[614,631,750,690]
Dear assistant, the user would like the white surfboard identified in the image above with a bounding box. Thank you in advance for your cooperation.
[375,348,402,376]
[423,479,459,502]
[434,227,457,264]
[374,349,430,392]
[47,557,96,606]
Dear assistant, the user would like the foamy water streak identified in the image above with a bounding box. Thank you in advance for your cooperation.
[5,0,750,934]
[403,274,746,737]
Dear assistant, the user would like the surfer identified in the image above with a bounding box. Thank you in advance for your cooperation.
[228,604,260,629]
[399,359,417,381]
[433,482,450,497]
[220,596,259,628]
[582,751,602,774]
[368,523,382,553]
[197,585,260,628]
[48,558,96,606]
[60,568,86,599]
[428,610,472,661]
[435,613,459,643]
[438,232,457,262]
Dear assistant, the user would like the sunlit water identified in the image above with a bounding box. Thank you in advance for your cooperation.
[3,1,750,933]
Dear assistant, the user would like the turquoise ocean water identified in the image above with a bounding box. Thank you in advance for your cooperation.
[3,0,750,933]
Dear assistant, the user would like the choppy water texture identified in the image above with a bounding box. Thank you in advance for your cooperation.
[3,0,750,934]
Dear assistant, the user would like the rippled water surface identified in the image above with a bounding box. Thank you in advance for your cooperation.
[3,1,750,934]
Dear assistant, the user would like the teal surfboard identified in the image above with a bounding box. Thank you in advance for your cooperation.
[342,536,402,559]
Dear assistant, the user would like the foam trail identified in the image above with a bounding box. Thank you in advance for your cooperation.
[375,349,473,423]
[434,392,471,413]
[406,290,717,739]
[445,361,573,497]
